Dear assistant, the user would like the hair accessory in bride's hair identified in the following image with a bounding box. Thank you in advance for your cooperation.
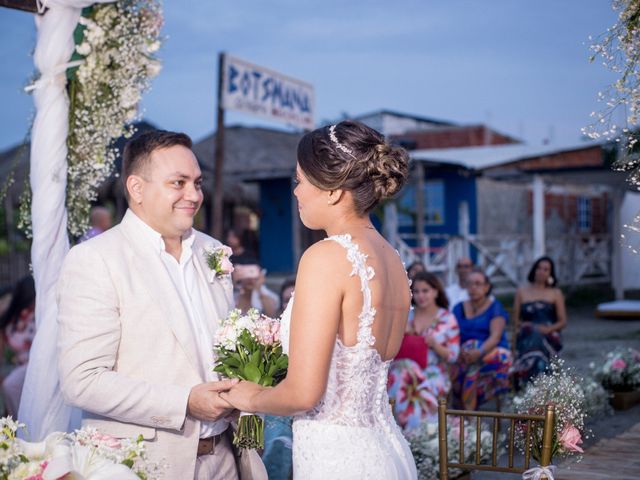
[329,125,357,160]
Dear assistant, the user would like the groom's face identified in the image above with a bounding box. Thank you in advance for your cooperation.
[137,145,203,239]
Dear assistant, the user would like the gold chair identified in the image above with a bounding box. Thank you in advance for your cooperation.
[437,398,555,480]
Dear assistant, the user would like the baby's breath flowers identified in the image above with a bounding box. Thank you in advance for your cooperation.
[22,0,163,238]
[584,1,640,183]
[512,358,590,463]
[585,1,640,257]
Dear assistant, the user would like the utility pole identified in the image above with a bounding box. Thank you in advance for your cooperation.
[212,52,225,238]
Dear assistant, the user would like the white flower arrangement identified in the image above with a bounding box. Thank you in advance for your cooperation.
[0,418,163,479]
[21,0,163,238]
[591,346,640,392]
[405,419,502,480]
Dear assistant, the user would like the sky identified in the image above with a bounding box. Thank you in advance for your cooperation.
[0,1,621,152]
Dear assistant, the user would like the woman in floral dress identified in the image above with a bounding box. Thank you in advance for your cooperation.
[388,272,460,430]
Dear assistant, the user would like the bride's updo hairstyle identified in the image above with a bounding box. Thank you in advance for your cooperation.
[297,120,409,214]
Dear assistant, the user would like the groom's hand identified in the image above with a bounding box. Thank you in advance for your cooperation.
[187,379,239,422]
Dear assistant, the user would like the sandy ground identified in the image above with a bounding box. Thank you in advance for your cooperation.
[470,306,640,479]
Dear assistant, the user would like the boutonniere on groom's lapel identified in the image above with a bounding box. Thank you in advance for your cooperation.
[204,244,235,281]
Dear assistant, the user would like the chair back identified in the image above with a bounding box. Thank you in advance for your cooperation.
[437,398,555,480]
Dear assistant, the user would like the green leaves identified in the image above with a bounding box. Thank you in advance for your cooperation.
[213,327,288,387]
[244,364,262,383]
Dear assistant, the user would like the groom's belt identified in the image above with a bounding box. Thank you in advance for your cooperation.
[197,431,226,456]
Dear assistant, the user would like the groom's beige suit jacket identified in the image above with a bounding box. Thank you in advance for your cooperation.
[57,210,244,479]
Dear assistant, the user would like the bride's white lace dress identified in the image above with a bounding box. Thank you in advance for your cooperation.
[280,234,418,479]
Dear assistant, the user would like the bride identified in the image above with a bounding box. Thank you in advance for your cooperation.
[221,120,418,479]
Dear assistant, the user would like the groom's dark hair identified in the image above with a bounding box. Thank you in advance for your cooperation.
[122,130,193,200]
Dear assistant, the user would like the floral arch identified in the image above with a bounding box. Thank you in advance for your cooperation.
[4,0,161,441]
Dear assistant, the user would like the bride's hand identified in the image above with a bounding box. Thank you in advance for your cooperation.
[219,380,265,412]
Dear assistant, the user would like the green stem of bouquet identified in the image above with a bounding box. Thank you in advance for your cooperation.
[233,414,265,450]
[532,427,560,464]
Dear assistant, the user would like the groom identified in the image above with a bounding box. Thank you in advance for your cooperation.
[57,130,265,479]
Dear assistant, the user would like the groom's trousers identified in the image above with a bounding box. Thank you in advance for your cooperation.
[194,434,238,480]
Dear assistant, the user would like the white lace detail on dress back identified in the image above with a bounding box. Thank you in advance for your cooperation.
[296,234,392,428]
[280,234,417,479]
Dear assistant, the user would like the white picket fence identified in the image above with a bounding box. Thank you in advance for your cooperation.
[393,232,612,293]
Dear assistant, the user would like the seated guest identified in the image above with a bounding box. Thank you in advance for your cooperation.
[232,262,279,318]
[511,256,567,389]
[0,276,36,417]
[225,228,254,264]
[79,206,113,242]
[388,272,460,429]
[277,277,296,317]
[445,257,472,308]
[406,261,427,280]
[451,268,512,410]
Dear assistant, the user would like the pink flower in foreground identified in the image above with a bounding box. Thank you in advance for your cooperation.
[611,358,627,370]
[254,318,280,346]
[219,256,234,274]
[559,424,583,453]
[90,432,122,449]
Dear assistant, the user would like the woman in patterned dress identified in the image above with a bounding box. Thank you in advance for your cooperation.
[388,272,460,430]
[511,256,567,389]
[451,268,512,410]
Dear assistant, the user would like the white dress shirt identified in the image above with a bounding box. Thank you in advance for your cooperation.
[131,212,227,438]
[445,283,469,310]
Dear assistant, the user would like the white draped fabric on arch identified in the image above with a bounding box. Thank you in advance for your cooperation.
[19,0,113,441]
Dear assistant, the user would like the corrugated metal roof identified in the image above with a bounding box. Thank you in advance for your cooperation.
[410,141,605,171]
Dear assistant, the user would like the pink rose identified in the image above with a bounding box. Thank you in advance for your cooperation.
[558,424,583,453]
[611,358,627,370]
[220,257,234,274]
[90,432,122,449]
[253,318,281,346]
[270,320,281,343]
[220,245,233,257]
[254,319,275,346]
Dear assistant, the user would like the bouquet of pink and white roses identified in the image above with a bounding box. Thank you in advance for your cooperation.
[0,417,162,479]
[213,308,288,449]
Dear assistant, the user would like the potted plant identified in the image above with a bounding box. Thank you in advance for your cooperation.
[591,347,640,410]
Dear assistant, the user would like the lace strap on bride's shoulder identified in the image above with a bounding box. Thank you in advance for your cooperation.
[323,234,376,347]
